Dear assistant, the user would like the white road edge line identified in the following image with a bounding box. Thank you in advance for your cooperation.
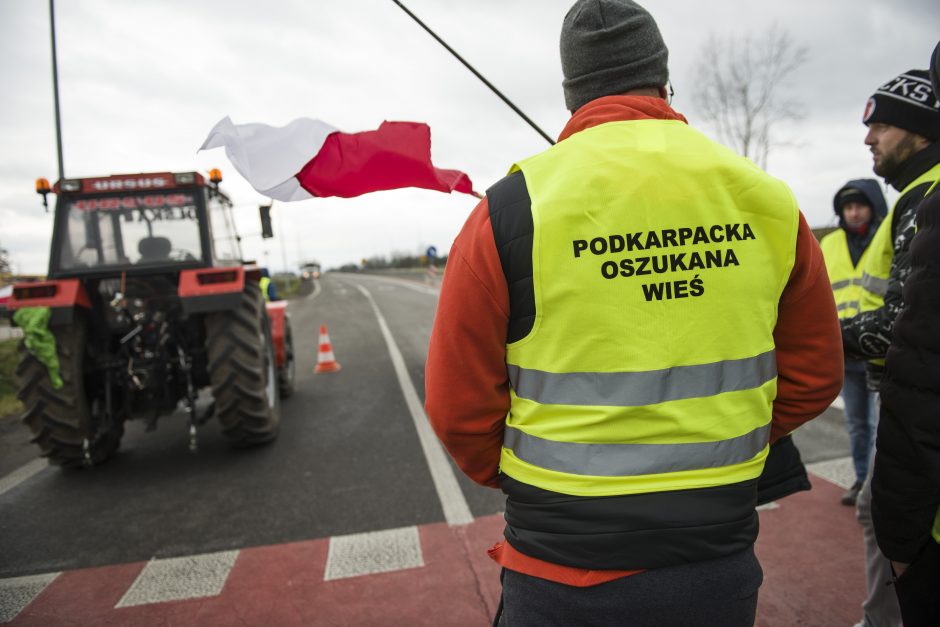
[367,275,440,296]
[0,458,50,498]
[353,283,473,526]
[335,272,440,296]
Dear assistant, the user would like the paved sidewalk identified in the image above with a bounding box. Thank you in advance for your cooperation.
[2,466,866,626]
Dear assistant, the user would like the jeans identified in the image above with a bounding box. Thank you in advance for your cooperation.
[857,396,902,627]
[495,547,762,627]
[843,360,876,484]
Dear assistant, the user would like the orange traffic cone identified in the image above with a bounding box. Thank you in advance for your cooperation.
[314,324,342,373]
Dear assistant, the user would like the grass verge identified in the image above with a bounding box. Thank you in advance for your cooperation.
[0,338,22,419]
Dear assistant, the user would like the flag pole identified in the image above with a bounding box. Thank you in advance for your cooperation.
[49,0,66,180]
[390,0,555,146]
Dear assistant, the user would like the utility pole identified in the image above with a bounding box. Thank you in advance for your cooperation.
[49,0,65,181]
[276,203,290,274]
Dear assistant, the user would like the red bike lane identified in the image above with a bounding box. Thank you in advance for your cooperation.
[4,474,864,626]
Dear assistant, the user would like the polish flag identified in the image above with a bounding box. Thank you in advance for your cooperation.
[198,117,476,201]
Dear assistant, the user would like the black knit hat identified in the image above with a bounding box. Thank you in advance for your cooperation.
[862,69,940,141]
[835,188,870,213]
[560,0,669,112]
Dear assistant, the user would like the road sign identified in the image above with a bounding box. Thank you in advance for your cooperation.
[426,246,437,259]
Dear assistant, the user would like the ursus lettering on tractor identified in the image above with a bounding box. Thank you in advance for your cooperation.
[7,170,295,468]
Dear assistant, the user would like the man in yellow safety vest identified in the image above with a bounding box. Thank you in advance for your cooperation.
[425,1,843,624]
[820,180,887,507]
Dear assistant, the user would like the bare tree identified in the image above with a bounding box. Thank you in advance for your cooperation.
[0,244,10,277]
[691,25,808,170]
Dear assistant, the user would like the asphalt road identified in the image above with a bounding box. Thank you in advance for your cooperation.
[0,271,849,580]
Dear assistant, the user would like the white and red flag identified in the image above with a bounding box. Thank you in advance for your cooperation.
[198,117,476,201]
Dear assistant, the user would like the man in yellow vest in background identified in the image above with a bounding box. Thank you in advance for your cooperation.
[425,1,843,624]
[820,180,887,506]
[840,67,940,627]
[259,268,279,302]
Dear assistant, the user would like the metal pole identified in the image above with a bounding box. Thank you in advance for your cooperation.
[390,0,555,146]
[49,0,65,180]
[275,202,290,274]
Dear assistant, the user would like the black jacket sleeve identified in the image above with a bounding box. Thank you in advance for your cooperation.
[871,186,940,563]
[840,184,929,362]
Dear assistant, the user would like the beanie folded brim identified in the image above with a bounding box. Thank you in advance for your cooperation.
[563,48,668,111]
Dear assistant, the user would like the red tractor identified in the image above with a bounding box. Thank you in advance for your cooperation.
[7,170,295,468]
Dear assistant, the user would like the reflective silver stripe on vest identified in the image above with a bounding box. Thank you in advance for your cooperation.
[503,423,771,476]
[508,350,776,407]
[837,301,860,312]
[831,278,863,291]
[861,272,888,296]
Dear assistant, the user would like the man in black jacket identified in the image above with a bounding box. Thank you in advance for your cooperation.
[840,67,940,627]
[871,41,940,627]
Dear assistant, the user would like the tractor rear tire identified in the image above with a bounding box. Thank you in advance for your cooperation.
[205,283,281,447]
[16,315,123,468]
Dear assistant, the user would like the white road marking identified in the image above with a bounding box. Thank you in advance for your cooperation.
[756,502,780,511]
[830,395,845,411]
[380,278,439,296]
[0,572,59,623]
[115,550,239,608]
[324,526,424,581]
[0,458,49,498]
[338,272,440,296]
[353,283,473,526]
[806,455,855,490]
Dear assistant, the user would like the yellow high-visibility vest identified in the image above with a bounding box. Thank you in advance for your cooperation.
[499,119,799,498]
[857,163,940,366]
[820,229,870,320]
[259,276,272,302]
[859,163,940,313]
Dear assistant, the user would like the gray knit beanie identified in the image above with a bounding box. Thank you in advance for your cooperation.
[560,0,669,112]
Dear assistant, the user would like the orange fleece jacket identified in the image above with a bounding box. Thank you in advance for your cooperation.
[424,96,843,586]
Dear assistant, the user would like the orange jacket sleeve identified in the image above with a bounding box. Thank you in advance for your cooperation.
[425,198,510,488]
[770,212,843,441]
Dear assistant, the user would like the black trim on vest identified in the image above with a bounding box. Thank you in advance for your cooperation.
[500,473,760,570]
[487,171,535,343]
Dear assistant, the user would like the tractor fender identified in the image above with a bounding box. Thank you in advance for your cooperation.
[179,267,248,314]
[7,279,91,326]
[265,300,289,369]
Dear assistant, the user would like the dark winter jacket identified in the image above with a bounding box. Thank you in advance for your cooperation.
[840,141,940,389]
[832,178,887,266]
[871,181,940,563]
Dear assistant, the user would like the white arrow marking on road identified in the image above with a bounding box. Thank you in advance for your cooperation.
[354,283,474,526]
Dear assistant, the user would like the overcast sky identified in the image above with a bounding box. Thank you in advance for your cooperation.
[1,0,938,274]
